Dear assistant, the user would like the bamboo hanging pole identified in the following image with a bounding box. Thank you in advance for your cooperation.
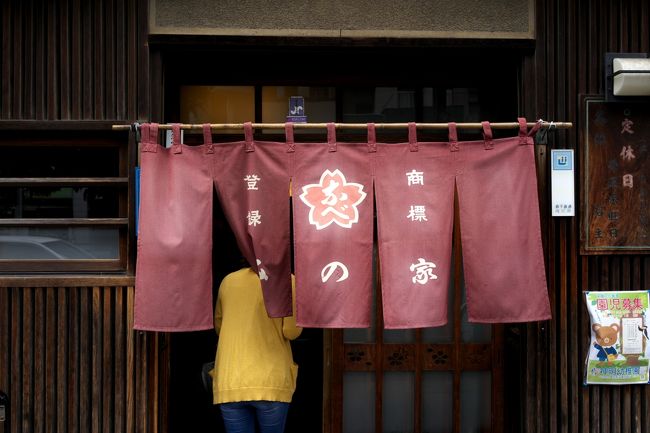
[111,121,572,131]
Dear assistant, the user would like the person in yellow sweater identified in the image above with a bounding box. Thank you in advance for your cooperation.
[211,267,301,433]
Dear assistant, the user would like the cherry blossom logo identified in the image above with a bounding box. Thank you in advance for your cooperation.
[300,169,367,230]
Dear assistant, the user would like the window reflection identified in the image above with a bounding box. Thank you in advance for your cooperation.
[262,86,335,124]
[1,147,119,178]
[180,86,255,124]
[0,187,119,218]
[422,87,480,122]
[343,372,375,433]
[341,87,415,123]
[383,329,415,344]
[0,227,119,259]
[460,372,491,432]
[422,372,453,433]
[383,372,414,433]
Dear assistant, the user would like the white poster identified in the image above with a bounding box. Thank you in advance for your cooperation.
[584,290,650,385]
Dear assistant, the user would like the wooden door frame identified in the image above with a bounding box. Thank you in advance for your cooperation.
[149,38,528,433]
[325,194,505,433]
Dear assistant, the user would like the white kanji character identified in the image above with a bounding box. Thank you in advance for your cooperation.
[409,258,438,284]
[406,169,424,186]
[247,210,261,226]
[623,174,634,189]
[619,145,635,161]
[406,205,427,222]
[621,118,634,134]
[244,174,261,190]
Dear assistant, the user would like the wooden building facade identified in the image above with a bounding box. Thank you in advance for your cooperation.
[0,1,649,432]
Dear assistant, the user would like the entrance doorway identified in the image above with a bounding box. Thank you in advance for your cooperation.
[167,194,324,433]
[160,44,520,433]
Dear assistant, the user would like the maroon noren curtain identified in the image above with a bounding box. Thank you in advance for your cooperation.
[212,122,293,318]
[135,119,550,331]
[374,123,455,328]
[375,119,550,328]
[135,123,293,332]
[292,124,375,327]
[134,124,215,331]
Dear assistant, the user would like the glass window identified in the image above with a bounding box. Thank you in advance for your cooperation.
[0,227,119,259]
[180,86,255,124]
[1,146,119,177]
[383,329,415,344]
[382,372,414,433]
[460,372,492,432]
[0,133,128,271]
[422,372,453,433]
[343,372,375,433]
[262,86,336,124]
[341,87,416,123]
[0,187,120,218]
[423,87,481,123]
[344,327,375,344]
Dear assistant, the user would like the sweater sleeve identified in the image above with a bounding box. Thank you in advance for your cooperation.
[282,276,302,340]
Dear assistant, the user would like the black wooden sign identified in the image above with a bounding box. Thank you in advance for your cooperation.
[581,97,650,254]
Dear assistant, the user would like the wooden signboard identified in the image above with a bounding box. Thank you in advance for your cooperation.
[581,96,650,254]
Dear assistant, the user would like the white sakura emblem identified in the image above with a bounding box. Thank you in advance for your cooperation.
[300,169,367,230]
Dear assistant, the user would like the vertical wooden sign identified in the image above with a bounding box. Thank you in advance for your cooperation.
[581,96,650,254]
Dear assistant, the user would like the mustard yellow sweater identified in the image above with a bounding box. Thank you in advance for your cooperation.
[211,268,301,404]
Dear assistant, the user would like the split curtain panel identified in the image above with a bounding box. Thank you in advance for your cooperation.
[134,120,551,332]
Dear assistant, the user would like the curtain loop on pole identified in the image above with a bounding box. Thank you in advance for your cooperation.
[448,122,459,152]
[367,123,377,153]
[203,124,214,154]
[171,123,182,154]
[517,117,528,145]
[481,121,493,150]
[327,123,337,152]
[141,123,159,153]
[244,122,254,152]
[285,122,295,153]
[408,122,418,152]
[140,123,150,146]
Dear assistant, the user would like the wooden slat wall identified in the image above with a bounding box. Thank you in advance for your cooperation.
[521,1,650,432]
[0,0,147,121]
[0,286,162,433]
[0,1,155,433]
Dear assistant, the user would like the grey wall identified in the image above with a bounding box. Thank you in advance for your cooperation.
[150,0,533,38]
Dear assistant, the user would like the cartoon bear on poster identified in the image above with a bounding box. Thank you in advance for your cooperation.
[592,323,620,363]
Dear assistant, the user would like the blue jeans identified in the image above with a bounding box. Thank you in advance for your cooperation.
[220,401,290,433]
